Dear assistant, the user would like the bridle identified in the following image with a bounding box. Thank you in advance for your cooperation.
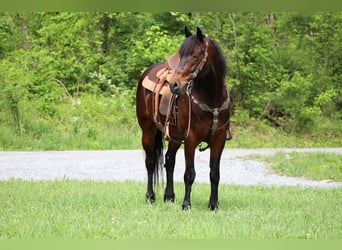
[182,40,209,93]
[191,40,209,79]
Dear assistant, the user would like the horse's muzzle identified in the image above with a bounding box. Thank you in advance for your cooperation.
[170,81,188,95]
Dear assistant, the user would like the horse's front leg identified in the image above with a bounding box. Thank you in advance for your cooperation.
[182,143,196,210]
[164,141,181,202]
[208,138,225,210]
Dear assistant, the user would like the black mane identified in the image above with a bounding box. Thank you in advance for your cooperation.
[209,38,227,78]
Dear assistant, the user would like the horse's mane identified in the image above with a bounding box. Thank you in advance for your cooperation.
[209,38,227,79]
[179,35,227,79]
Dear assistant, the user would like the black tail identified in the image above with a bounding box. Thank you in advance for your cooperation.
[153,130,164,185]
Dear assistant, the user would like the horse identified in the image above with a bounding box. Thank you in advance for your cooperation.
[136,27,231,210]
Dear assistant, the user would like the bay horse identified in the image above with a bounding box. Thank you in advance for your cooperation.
[136,27,231,210]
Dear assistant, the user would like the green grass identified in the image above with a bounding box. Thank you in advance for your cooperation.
[226,117,342,148]
[1,180,341,239]
[249,152,342,182]
[1,92,341,150]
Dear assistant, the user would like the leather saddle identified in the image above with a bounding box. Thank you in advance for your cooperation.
[142,53,180,116]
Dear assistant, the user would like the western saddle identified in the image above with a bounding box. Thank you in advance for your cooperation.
[141,53,180,140]
[142,53,179,114]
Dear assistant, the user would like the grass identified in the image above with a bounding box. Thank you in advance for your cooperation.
[1,120,341,150]
[226,117,342,148]
[1,180,341,239]
[1,92,341,150]
[247,152,342,182]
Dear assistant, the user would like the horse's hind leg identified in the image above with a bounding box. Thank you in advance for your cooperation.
[142,128,162,203]
[164,141,181,202]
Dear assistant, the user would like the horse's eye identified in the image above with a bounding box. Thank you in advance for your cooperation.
[193,55,200,60]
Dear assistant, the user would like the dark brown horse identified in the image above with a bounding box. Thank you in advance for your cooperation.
[136,27,231,210]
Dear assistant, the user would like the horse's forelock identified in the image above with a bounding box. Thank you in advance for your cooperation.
[179,36,201,57]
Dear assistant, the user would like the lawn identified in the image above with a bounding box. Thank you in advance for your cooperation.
[1,180,341,239]
[246,152,342,182]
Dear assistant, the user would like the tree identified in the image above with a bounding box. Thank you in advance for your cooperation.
[0,12,341,148]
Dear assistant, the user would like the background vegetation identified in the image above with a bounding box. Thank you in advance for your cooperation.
[0,12,341,150]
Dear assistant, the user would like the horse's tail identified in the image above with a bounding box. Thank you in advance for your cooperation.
[153,129,164,185]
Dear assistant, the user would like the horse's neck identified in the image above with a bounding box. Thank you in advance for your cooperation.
[193,70,226,107]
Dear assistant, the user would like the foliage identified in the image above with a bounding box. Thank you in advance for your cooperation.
[0,12,341,149]
[0,50,33,134]
[127,25,183,80]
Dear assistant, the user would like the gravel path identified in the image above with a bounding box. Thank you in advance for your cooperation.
[0,148,341,188]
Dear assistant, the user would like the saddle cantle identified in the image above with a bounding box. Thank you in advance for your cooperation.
[142,53,180,116]
[166,53,180,71]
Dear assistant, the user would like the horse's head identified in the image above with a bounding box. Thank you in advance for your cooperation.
[170,27,209,95]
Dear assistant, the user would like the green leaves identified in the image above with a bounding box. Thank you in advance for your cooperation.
[0,12,341,149]
[127,24,182,80]
[0,50,33,133]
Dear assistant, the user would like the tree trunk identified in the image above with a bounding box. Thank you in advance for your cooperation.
[229,13,245,101]
[20,15,29,49]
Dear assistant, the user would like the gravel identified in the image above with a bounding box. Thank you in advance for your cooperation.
[0,148,341,188]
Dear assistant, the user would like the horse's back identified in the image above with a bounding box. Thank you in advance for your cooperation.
[139,62,166,85]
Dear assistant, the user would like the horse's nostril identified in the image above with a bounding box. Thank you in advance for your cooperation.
[170,82,179,90]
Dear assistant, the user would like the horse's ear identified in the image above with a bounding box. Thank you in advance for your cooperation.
[196,27,204,42]
[184,26,192,38]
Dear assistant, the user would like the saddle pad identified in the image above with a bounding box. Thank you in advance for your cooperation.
[142,75,172,116]
[142,75,169,95]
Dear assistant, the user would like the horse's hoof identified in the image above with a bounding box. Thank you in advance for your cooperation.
[164,194,175,203]
[182,205,191,211]
[182,201,191,211]
[146,193,155,204]
[208,202,219,211]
